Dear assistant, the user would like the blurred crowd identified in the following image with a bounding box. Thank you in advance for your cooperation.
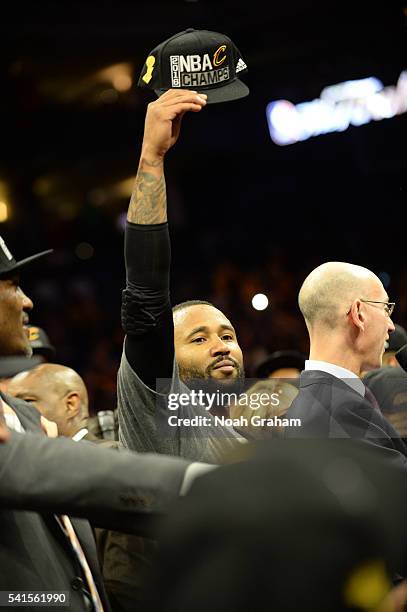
[9,252,407,418]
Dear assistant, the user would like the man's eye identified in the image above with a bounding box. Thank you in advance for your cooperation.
[192,337,206,343]
[222,335,234,341]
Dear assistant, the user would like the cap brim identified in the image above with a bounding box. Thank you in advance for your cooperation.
[155,79,249,105]
[0,249,53,277]
[33,346,56,359]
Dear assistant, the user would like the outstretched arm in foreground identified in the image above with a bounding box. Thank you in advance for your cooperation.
[0,430,191,535]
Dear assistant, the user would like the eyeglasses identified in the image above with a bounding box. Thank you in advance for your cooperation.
[346,300,395,317]
[358,299,395,317]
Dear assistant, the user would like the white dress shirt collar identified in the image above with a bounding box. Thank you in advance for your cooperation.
[0,398,25,432]
[3,412,25,432]
[72,428,88,442]
[305,360,365,397]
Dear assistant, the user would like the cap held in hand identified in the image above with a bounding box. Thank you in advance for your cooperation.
[138,28,249,104]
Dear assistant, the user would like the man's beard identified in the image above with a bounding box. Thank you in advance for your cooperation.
[178,357,245,415]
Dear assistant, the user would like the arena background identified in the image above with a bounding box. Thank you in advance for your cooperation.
[1,0,406,412]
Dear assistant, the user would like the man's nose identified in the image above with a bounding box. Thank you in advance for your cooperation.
[210,338,231,357]
[388,318,396,333]
[21,290,33,311]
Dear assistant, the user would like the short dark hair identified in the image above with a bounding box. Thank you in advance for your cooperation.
[172,299,215,314]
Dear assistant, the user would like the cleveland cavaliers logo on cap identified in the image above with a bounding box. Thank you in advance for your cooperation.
[213,45,226,66]
[28,326,40,342]
[170,45,229,88]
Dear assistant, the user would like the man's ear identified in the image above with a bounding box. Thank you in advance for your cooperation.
[349,299,365,331]
[65,392,80,418]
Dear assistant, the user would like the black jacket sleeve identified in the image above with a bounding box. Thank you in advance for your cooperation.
[0,431,190,535]
[121,222,174,388]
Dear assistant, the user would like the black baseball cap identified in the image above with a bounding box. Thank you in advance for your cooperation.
[363,366,407,414]
[27,325,56,360]
[386,324,407,352]
[138,28,249,104]
[254,350,306,379]
[0,235,52,279]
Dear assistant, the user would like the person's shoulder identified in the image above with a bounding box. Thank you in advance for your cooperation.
[299,370,338,385]
[299,371,357,397]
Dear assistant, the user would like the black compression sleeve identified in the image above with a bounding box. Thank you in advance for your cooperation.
[122,222,174,388]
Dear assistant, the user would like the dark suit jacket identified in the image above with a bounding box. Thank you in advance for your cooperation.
[284,370,407,468]
[0,392,190,610]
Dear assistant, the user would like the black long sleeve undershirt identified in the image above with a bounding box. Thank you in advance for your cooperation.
[122,222,174,389]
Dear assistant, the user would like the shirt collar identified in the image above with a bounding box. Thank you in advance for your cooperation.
[305,360,365,397]
[72,428,88,442]
[1,398,25,433]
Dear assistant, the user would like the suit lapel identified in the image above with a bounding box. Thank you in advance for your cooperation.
[0,392,42,432]
[71,518,110,609]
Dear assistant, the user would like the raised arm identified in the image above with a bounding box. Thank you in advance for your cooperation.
[128,89,207,223]
[122,90,207,387]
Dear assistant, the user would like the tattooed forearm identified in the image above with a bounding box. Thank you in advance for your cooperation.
[127,158,167,224]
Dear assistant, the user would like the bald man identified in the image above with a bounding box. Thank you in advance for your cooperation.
[284,262,407,467]
[8,363,90,440]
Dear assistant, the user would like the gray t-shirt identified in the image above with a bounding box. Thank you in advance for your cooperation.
[118,347,244,464]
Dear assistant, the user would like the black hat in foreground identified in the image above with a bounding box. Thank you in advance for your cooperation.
[0,235,52,279]
[254,350,306,379]
[150,440,407,612]
[138,28,249,104]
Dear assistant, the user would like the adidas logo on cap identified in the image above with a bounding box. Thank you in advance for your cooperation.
[236,58,247,74]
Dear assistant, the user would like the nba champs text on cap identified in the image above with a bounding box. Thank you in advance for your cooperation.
[138,28,249,104]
